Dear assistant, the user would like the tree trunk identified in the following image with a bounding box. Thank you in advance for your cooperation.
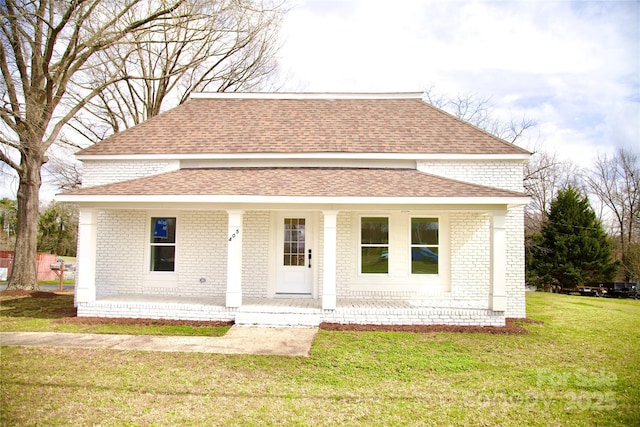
[7,156,43,291]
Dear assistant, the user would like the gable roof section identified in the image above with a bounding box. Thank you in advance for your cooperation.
[78,93,530,157]
[61,168,527,203]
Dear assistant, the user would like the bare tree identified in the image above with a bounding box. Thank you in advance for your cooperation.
[43,154,82,192]
[523,149,581,234]
[585,148,640,280]
[0,0,196,290]
[1,0,286,289]
[423,86,537,145]
[71,0,285,142]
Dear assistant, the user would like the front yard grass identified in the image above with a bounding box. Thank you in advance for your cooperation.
[0,292,230,337]
[1,292,639,426]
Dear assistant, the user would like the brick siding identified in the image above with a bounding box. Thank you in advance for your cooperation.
[417,160,525,192]
[81,160,179,187]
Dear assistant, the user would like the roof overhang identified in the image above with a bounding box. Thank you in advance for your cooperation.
[76,152,531,162]
[57,167,530,209]
[57,193,530,207]
[189,92,425,100]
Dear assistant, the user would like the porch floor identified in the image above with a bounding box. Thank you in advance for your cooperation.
[81,294,506,327]
[92,294,426,311]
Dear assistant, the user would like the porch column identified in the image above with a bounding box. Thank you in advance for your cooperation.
[322,210,339,310]
[226,210,244,308]
[76,208,98,305]
[490,211,507,311]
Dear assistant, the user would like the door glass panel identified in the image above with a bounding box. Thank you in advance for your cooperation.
[283,218,305,266]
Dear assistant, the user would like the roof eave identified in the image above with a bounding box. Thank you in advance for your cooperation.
[57,194,531,207]
[189,92,425,100]
[76,152,532,161]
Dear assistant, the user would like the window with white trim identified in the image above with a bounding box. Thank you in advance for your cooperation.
[150,217,176,272]
[411,217,439,274]
[360,217,389,274]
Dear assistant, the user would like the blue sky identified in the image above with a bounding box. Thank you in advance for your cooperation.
[277,0,640,165]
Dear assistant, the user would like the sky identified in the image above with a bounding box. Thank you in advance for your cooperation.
[276,0,640,165]
[1,0,639,201]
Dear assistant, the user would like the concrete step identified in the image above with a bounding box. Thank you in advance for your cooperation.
[234,311,322,327]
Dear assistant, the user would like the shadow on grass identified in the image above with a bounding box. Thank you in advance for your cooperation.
[0,292,76,319]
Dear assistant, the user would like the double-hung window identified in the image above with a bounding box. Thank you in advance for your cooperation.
[360,217,389,274]
[150,217,176,272]
[411,217,439,274]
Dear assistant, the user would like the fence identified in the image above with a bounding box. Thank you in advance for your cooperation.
[0,251,59,281]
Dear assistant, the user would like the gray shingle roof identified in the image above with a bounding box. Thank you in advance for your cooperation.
[78,95,530,156]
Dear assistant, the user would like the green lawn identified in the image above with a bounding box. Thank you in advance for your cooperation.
[0,293,230,337]
[1,292,639,426]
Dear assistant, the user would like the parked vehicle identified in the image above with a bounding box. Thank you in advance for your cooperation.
[601,282,639,299]
[572,282,639,299]
[573,283,608,297]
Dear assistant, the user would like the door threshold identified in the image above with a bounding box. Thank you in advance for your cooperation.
[274,293,313,299]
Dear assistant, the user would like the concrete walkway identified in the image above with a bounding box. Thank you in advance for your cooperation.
[0,326,318,356]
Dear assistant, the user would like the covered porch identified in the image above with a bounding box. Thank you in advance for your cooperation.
[60,167,529,327]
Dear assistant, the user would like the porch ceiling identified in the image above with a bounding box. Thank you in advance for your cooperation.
[59,167,528,205]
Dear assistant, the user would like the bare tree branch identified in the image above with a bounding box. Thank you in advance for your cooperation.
[73,0,286,140]
[0,0,219,290]
[423,86,537,146]
[585,147,640,280]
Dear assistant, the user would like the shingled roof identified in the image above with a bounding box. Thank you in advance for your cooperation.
[62,168,528,199]
[78,93,530,156]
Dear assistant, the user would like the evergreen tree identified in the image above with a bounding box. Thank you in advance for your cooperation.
[533,186,617,289]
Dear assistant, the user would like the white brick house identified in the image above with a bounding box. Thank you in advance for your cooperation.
[58,93,530,327]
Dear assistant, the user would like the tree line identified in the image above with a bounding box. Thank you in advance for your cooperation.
[525,148,639,289]
[1,198,78,257]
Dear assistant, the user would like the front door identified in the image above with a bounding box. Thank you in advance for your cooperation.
[276,216,313,295]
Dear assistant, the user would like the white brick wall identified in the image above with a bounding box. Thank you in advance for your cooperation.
[241,211,271,298]
[323,308,505,326]
[177,210,227,298]
[81,160,179,187]
[506,206,526,318]
[77,300,235,321]
[76,300,505,326]
[449,212,491,305]
[95,210,146,297]
[417,160,525,192]
[335,212,352,298]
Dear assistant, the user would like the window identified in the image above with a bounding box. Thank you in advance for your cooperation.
[150,217,176,272]
[283,218,306,266]
[361,217,388,274]
[411,218,438,274]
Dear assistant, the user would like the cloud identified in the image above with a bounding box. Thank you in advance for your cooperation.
[278,0,640,166]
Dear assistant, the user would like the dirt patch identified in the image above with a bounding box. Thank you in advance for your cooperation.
[1,290,41,297]
[53,307,78,317]
[54,316,234,328]
[319,318,543,334]
[1,290,63,298]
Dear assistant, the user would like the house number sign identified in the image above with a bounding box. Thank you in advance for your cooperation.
[229,229,240,242]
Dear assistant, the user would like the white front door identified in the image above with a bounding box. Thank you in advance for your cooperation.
[276,215,313,295]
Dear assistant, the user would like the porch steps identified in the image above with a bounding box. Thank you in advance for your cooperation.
[234,311,322,328]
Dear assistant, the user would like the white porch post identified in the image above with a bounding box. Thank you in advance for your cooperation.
[226,210,244,308]
[490,211,507,312]
[75,208,98,305]
[322,210,339,310]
